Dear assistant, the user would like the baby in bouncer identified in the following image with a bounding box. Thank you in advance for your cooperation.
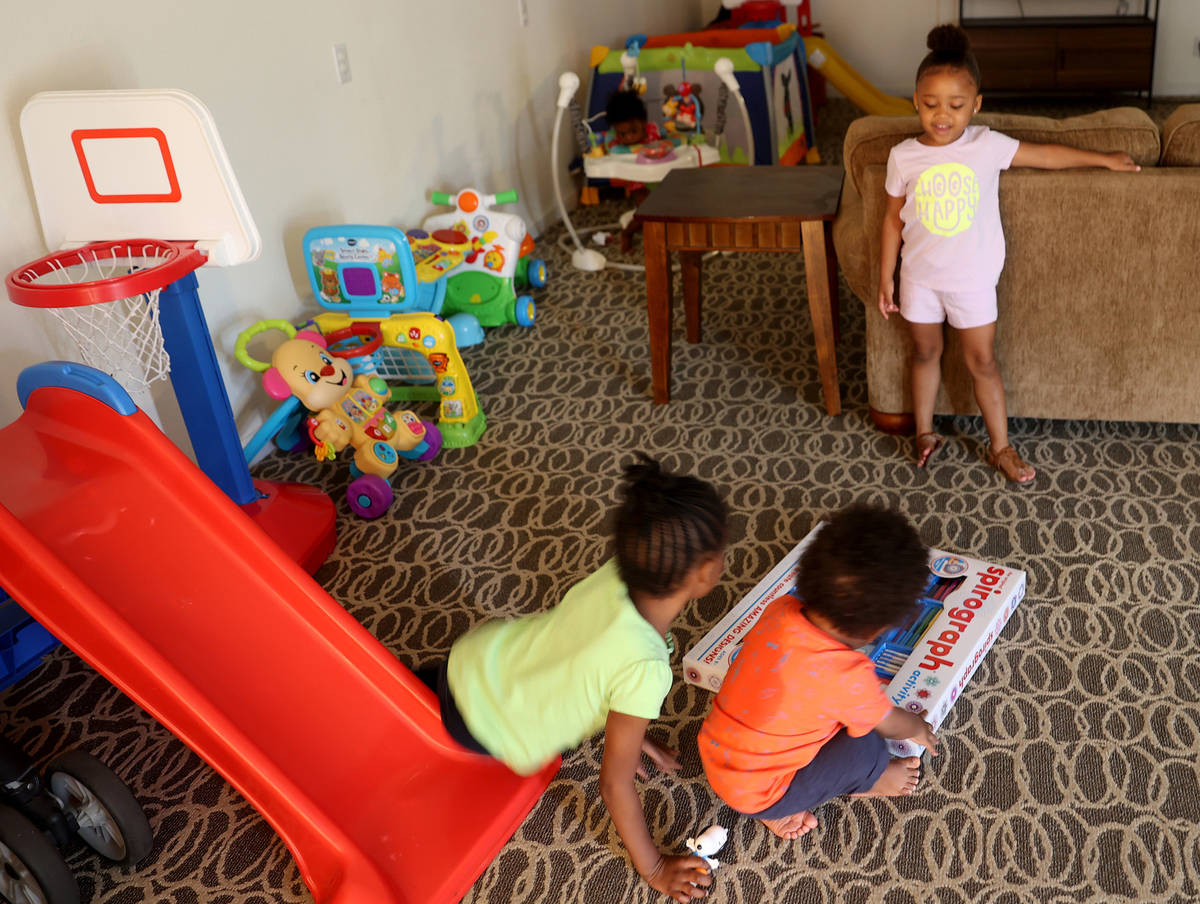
[604,89,661,251]
[605,88,662,149]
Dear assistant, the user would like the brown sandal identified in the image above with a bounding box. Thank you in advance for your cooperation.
[914,432,944,468]
[987,445,1036,484]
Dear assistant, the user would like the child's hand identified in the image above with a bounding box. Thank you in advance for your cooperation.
[643,854,713,902]
[878,282,899,320]
[1106,151,1141,172]
[637,737,681,778]
[909,711,939,756]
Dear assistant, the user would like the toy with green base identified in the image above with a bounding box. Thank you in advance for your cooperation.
[308,311,486,448]
[421,187,546,328]
[236,322,442,519]
[297,225,487,447]
[237,311,486,455]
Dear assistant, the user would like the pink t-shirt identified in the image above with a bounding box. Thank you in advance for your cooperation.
[885,125,1020,291]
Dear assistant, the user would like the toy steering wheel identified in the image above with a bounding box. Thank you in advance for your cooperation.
[323,322,383,359]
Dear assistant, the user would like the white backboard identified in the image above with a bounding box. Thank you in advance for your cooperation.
[20,89,261,267]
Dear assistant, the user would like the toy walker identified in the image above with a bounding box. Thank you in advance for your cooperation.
[236,323,441,519]
[421,187,546,329]
[296,226,488,449]
[303,223,484,346]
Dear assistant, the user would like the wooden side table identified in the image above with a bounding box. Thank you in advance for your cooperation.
[634,165,845,413]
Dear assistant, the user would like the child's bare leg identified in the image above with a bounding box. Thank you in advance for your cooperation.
[958,324,1034,482]
[908,322,944,464]
[619,219,643,254]
[760,810,819,840]
[853,756,921,797]
[957,323,1008,445]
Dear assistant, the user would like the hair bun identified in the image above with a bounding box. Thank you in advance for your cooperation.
[622,453,669,492]
[927,23,970,54]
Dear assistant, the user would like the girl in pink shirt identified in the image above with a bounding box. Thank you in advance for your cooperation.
[878,25,1139,483]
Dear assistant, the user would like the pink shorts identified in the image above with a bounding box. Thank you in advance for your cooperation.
[900,279,997,330]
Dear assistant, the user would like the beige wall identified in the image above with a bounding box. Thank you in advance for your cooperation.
[0,0,703,445]
[811,0,1198,97]
[3,0,1193,448]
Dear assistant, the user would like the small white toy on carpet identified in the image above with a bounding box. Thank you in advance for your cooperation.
[685,824,728,871]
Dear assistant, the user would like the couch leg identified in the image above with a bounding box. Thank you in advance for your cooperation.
[869,408,915,434]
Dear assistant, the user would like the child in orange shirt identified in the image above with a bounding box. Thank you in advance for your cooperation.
[699,504,939,840]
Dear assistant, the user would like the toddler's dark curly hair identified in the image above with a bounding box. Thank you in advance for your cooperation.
[605,88,649,126]
[916,24,982,91]
[797,503,929,639]
[613,454,728,597]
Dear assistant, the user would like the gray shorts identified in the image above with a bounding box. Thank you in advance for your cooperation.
[748,727,891,819]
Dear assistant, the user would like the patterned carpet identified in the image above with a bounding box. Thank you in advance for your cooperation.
[4,97,1200,904]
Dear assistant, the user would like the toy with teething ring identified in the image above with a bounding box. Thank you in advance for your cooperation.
[235,321,440,519]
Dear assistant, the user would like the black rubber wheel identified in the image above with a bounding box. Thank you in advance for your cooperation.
[0,803,79,904]
[45,751,152,866]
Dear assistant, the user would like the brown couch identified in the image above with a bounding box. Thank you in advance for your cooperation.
[832,105,1200,431]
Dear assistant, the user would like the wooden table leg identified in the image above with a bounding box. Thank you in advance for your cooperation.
[643,220,673,404]
[680,250,703,344]
[801,220,842,416]
[824,220,840,345]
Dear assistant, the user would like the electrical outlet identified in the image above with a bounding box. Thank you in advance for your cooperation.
[518,0,529,27]
[332,43,352,84]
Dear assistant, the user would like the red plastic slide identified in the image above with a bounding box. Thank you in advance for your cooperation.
[0,365,558,904]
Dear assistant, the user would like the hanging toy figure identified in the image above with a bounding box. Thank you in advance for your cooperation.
[674,81,700,131]
[662,59,703,133]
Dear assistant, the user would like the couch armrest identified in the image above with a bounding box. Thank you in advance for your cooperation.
[831,169,872,304]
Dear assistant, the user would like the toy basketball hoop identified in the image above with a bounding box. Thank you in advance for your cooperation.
[8,88,259,402]
[6,239,207,397]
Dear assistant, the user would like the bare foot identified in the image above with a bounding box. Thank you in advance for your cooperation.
[853,757,921,797]
[914,432,944,468]
[759,810,818,840]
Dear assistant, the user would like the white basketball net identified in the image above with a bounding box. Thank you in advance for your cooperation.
[19,245,173,397]
[51,289,170,395]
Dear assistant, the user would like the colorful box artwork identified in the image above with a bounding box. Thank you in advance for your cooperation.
[683,526,1026,756]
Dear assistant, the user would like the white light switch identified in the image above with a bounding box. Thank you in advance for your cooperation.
[333,43,352,84]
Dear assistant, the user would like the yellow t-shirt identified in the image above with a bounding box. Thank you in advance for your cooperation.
[447,559,673,775]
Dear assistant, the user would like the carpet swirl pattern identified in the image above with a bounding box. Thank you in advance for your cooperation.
[2,99,1198,904]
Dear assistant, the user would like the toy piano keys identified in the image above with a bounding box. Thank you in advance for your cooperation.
[683,526,1027,756]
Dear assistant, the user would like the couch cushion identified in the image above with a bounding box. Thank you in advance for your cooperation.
[1161,104,1200,166]
[843,107,1161,199]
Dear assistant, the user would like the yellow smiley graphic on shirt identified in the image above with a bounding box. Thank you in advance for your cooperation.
[914,162,980,237]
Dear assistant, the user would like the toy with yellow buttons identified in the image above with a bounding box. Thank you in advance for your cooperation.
[237,322,440,519]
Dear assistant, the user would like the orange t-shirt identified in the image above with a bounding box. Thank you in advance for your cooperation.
[698,595,893,813]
